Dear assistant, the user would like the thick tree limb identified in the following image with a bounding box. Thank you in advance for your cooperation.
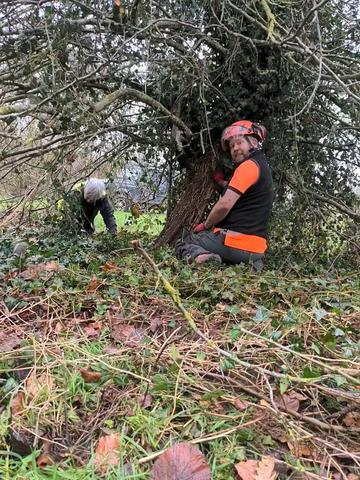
[93,87,192,137]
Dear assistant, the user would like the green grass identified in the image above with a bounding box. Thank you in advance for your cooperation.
[94,211,166,236]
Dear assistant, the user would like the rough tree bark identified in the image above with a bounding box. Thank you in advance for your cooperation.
[154,148,219,247]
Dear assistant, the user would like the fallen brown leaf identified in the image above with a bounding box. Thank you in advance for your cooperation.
[140,394,153,408]
[215,303,226,311]
[19,261,61,280]
[37,440,53,468]
[94,433,120,473]
[0,332,21,353]
[235,457,277,480]
[208,400,226,414]
[108,304,123,315]
[86,276,101,293]
[11,391,25,415]
[26,371,54,398]
[255,456,277,480]
[37,454,53,468]
[151,442,211,480]
[234,398,250,411]
[239,306,257,316]
[235,459,258,480]
[83,321,102,338]
[101,261,119,272]
[54,322,63,334]
[274,392,306,413]
[4,271,17,280]
[149,317,163,332]
[287,441,314,458]
[80,368,102,383]
[343,411,360,427]
[291,392,307,401]
[111,324,143,347]
[101,385,121,404]
[269,427,288,444]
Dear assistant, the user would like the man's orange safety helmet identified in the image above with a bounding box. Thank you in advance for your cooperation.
[221,120,266,151]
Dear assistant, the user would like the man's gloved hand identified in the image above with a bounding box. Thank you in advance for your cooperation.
[212,170,225,184]
[194,223,207,233]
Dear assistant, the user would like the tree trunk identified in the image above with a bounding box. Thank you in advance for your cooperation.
[155,149,218,247]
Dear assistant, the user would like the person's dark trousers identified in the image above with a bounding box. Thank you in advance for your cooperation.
[175,231,264,272]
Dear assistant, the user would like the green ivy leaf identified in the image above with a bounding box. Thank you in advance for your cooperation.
[253,305,270,323]
[311,342,321,355]
[302,366,321,379]
[313,307,327,321]
[333,375,347,387]
[279,376,289,394]
[224,305,240,315]
[323,332,337,350]
[152,374,171,393]
[202,389,225,401]
[229,326,241,342]
[334,328,345,337]
[196,352,206,361]
[169,344,180,361]
[262,435,274,446]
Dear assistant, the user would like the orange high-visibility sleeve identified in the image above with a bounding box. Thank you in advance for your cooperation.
[228,159,260,195]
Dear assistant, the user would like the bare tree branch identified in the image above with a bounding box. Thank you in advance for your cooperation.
[93,87,192,137]
[286,175,360,223]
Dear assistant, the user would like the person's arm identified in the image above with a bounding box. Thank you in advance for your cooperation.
[77,192,95,234]
[203,159,260,230]
[83,216,95,234]
[99,197,117,234]
[203,189,241,229]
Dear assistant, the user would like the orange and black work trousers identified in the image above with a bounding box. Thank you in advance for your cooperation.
[175,230,264,272]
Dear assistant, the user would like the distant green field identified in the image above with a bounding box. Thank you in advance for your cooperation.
[94,211,166,236]
[0,198,165,236]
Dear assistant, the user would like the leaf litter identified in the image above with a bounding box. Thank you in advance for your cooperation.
[0,235,359,479]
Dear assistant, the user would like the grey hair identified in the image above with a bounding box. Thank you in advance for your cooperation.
[84,178,106,202]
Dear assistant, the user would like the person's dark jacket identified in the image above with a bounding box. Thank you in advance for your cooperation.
[80,194,117,234]
[60,188,117,234]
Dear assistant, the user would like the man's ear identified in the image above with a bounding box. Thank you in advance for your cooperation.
[248,136,259,149]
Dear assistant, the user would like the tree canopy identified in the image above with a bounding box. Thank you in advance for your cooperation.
[0,0,359,259]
